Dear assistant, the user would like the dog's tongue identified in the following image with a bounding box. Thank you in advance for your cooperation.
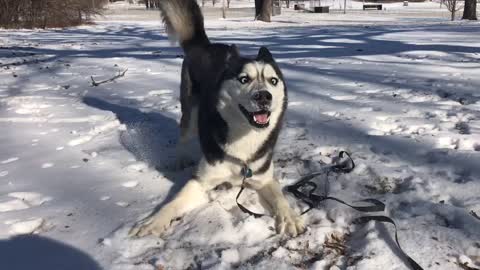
[254,113,269,124]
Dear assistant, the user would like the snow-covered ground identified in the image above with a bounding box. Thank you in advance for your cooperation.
[1,4,480,270]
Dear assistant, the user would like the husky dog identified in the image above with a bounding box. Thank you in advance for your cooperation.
[130,0,304,237]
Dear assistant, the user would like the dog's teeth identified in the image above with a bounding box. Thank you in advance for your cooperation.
[254,114,269,124]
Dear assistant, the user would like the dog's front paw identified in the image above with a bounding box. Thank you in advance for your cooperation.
[274,203,305,237]
[129,213,173,238]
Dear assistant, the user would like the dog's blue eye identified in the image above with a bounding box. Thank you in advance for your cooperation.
[270,78,278,86]
[238,76,250,84]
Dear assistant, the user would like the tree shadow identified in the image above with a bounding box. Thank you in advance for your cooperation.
[0,234,102,270]
[82,96,198,211]
[287,108,480,178]
[0,24,180,67]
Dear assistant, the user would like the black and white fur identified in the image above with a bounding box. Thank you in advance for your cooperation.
[130,0,304,237]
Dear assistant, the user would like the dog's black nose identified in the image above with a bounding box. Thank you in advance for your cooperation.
[252,91,272,108]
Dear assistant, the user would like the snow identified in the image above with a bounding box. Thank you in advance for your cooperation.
[7,218,44,235]
[1,3,480,270]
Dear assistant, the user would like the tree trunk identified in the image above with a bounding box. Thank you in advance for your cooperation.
[222,0,226,18]
[255,0,262,18]
[255,0,272,22]
[462,0,477,20]
[451,9,455,21]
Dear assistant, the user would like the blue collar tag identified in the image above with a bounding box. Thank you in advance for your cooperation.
[241,166,253,178]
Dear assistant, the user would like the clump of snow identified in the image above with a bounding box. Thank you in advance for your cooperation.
[8,192,52,206]
[0,199,30,212]
[41,162,54,168]
[1,157,19,164]
[8,218,44,235]
[122,181,139,188]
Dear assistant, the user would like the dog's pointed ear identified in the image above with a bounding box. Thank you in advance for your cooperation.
[256,46,274,62]
[225,44,240,65]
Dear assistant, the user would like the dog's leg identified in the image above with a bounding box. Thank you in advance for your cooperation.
[129,179,207,237]
[256,179,305,237]
[246,163,304,237]
[130,159,235,237]
[245,160,305,237]
[176,105,198,168]
[176,61,198,169]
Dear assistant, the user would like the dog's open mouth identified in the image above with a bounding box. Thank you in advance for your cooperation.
[239,105,271,128]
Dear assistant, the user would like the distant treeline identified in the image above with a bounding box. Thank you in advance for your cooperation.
[0,0,108,29]
[351,0,427,2]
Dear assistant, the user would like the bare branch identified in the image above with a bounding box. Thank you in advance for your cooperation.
[90,68,128,87]
[444,0,464,20]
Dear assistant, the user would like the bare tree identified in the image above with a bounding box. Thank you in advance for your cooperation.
[0,0,107,29]
[444,0,463,21]
[222,0,226,18]
[462,0,477,20]
[255,0,273,22]
[145,0,160,9]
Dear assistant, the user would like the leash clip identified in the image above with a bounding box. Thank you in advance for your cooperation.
[241,165,253,179]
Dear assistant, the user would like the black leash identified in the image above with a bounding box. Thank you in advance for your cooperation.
[235,151,424,270]
[352,216,424,270]
[236,164,266,218]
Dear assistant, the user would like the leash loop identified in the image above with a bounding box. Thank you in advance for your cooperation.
[285,151,424,270]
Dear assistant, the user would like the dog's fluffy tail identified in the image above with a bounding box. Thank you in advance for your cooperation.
[159,0,210,52]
